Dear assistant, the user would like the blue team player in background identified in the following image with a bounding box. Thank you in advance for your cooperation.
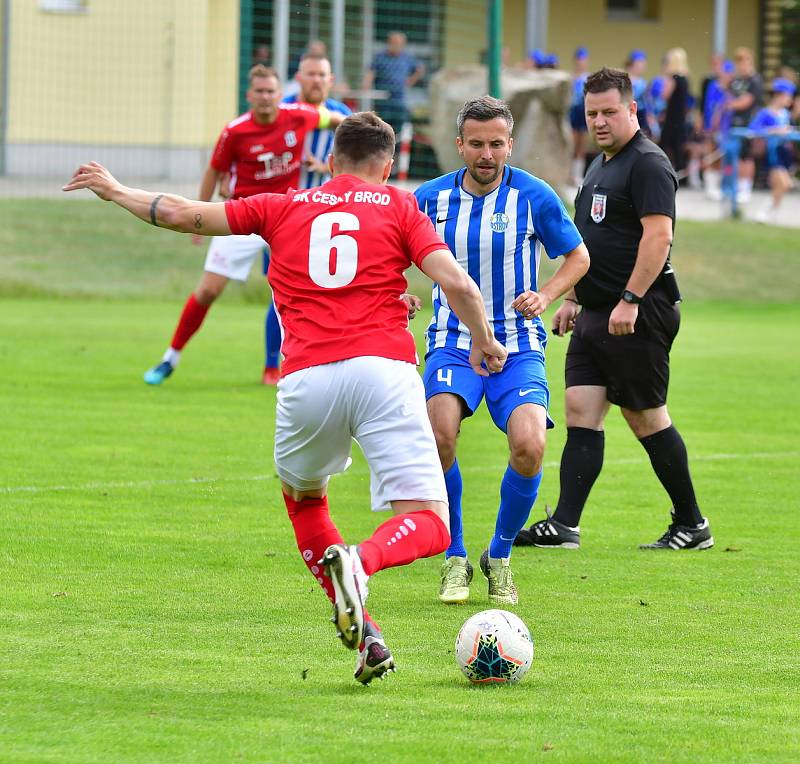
[257,53,352,383]
[749,77,797,223]
[570,46,591,184]
[625,49,650,135]
[414,96,590,606]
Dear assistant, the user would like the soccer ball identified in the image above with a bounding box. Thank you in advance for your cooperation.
[455,609,534,684]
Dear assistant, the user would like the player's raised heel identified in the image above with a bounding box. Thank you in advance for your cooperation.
[143,361,174,386]
[320,544,367,650]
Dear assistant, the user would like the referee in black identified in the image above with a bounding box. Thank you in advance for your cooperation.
[516,67,713,550]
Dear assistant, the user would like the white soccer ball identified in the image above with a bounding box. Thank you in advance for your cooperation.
[455,609,534,684]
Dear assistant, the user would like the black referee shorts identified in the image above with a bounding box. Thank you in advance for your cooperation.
[565,290,680,411]
[738,137,755,160]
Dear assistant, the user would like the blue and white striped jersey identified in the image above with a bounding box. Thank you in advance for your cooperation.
[415,166,582,355]
[280,95,352,189]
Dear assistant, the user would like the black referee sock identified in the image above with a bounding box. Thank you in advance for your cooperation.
[552,427,605,528]
[638,425,703,526]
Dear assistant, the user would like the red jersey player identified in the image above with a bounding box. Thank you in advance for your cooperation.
[64,112,507,685]
[143,65,345,387]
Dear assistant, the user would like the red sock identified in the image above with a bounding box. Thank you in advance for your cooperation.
[170,294,210,351]
[358,510,450,576]
[284,493,344,604]
[284,494,379,633]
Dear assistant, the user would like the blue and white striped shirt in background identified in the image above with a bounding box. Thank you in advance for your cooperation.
[281,95,352,189]
[414,166,582,356]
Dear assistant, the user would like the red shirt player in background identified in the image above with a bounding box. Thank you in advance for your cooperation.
[142,65,345,387]
[64,112,507,685]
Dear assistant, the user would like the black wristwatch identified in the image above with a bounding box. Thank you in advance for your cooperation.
[621,289,643,304]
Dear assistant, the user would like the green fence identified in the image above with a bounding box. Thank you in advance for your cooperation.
[237,0,494,179]
[0,0,496,191]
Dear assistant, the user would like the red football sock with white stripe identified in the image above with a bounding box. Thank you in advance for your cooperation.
[170,293,210,351]
[358,510,450,576]
[283,493,378,632]
[283,493,344,604]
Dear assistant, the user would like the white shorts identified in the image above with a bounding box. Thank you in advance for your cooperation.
[203,234,267,281]
[274,356,447,511]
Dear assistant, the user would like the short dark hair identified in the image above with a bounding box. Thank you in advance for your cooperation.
[248,64,279,85]
[584,67,633,101]
[456,96,514,137]
[333,112,396,165]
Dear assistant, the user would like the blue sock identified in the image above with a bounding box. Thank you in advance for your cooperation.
[489,466,542,559]
[444,460,467,558]
[264,302,281,369]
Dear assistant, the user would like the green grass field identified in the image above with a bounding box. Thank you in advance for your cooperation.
[2,200,800,762]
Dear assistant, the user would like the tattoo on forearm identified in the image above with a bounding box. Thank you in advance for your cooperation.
[194,214,203,230]
[149,194,164,227]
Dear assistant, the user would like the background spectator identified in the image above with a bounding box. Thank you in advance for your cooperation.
[728,46,764,202]
[570,46,590,184]
[701,58,735,200]
[625,50,650,135]
[750,78,796,224]
[362,31,424,135]
[659,47,692,179]
[252,43,271,66]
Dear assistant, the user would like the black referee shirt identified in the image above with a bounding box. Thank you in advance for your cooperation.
[574,130,677,308]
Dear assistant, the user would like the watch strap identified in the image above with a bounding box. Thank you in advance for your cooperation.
[621,289,642,304]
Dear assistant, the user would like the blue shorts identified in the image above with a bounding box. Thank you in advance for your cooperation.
[764,142,793,171]
[423,347,553,433]
[569,104,587,132]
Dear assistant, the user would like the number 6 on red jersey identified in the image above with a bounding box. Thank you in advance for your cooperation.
[308,212,360,288]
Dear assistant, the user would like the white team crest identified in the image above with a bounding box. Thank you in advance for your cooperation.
[591,193,607,223]
[284,130,297,147]
[489,212,510,233]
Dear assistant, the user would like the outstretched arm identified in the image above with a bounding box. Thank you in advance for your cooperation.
[63,161,232,236]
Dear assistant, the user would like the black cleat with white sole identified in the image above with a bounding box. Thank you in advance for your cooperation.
[320,544,367,649]
[639,517,714,550]
[354,622,396,685]
[514,508,580,549]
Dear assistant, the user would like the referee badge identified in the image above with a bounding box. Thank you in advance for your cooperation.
[591,193,607,223]
[489,212,510,233]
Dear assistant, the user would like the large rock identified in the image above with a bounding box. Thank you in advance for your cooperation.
[428,65,573,194]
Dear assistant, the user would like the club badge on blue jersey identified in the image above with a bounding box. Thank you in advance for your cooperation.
[490,212,510,233]
[414,164,583,356]
[591,193,607,223]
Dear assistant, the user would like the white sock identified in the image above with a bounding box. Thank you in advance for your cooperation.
[570,158,584,183]
[704,169,720,191]
[162,347,181,366]
[487,555,511,567]
[688,159,701,186]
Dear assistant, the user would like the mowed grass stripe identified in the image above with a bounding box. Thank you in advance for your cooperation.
[4,449,799,494]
